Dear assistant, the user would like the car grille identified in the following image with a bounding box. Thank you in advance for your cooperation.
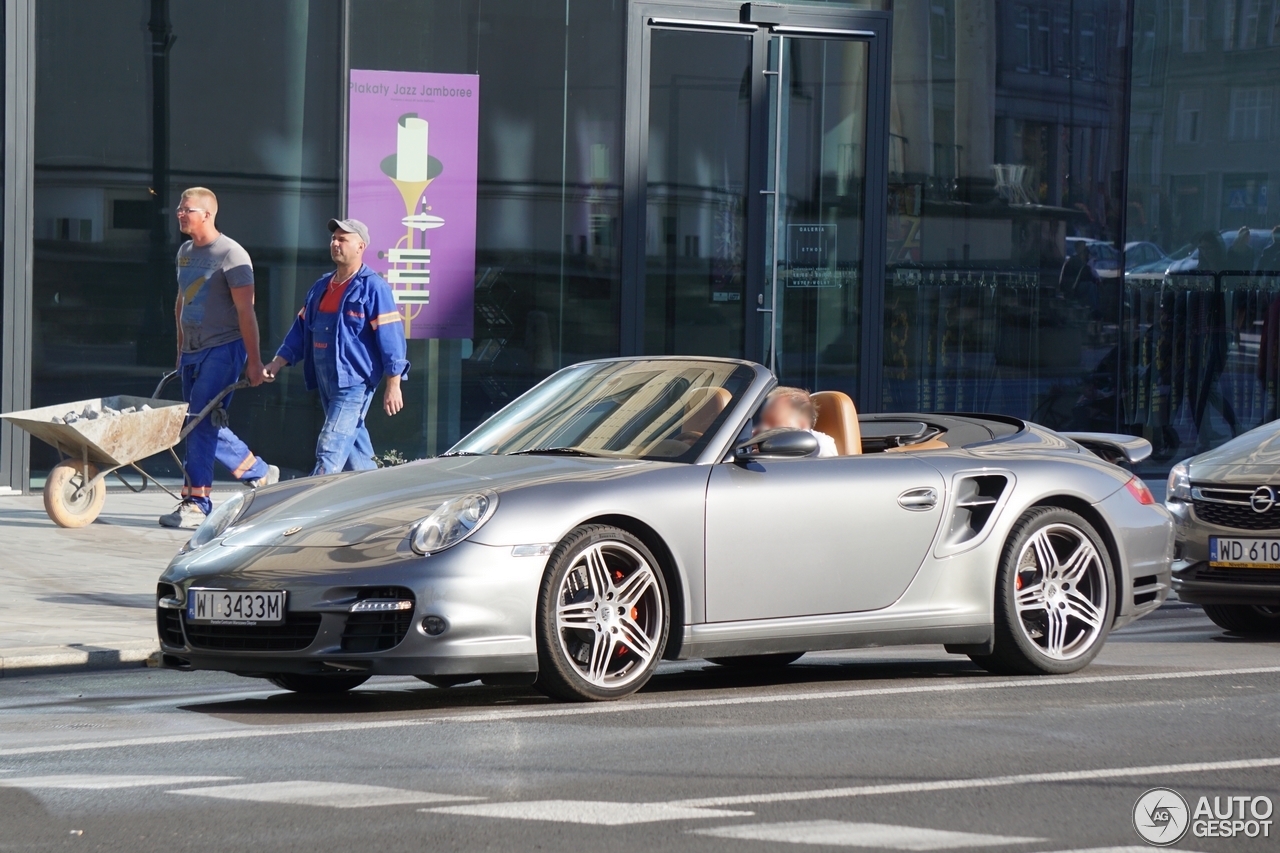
[183,613,322,652]
[1191,483,1280,531]
[156,584,184,647]
[1190,566,1280,586]
[341,586,415,653]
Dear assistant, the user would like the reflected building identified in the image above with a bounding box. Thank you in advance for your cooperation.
[1,0,1276,491]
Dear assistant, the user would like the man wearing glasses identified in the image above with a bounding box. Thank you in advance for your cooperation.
[160,187,278,529]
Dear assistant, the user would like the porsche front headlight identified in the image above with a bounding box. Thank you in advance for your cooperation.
[410,492,497,556]
[1166,462,1192,502]
[186,490,253,551]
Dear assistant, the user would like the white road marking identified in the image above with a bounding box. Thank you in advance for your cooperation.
[426,800,751,825]
[669,755,1280,808]
[691,820,1042,849]
[2,664,1278,758]
[1034,849,1208,853]
[169,780,478,809]
[0,775,236,790]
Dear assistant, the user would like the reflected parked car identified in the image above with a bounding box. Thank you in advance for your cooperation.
[156,357,1174,701]
[1124,241,1168,271]
[1158,228,1274,274]
[1066,237,1121,279]
[1166,423,1280,636]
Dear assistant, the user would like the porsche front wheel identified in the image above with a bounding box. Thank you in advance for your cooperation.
[535,525,669,702]
[971,507,1115,676]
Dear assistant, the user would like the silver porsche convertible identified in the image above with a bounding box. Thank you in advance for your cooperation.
[156,357,1173,701]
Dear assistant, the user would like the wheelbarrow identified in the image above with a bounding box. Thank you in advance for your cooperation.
[1,373,248,528]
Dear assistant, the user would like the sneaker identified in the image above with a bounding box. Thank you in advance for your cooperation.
[159,500,207,529]
[246,464,279,489]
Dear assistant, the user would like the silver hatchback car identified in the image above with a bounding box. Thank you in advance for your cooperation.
[1166,424,1280,635]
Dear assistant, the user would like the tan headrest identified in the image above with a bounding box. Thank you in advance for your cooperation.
[811,391,861,456]
[682,387,732,436]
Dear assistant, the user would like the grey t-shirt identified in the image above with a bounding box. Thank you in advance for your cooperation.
[176,234,254,353]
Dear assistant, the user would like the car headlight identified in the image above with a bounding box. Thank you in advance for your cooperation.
[186,491,253,551]
[410,492,497,556]
[1166,461,1192,502]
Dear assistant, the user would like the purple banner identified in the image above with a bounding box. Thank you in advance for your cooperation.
[348,69,479,339]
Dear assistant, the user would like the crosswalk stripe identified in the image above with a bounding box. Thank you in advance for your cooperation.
[669,755,1280,808]
[169,781,478,809]
[0,775,236,790]
[426,800,752,825]
[1034,849,1208,853]
[691,821,1042,849]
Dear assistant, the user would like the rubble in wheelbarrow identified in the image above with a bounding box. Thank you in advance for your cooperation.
[48,401,152,423]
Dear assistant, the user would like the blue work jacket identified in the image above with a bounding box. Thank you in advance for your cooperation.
[276,265,410,391]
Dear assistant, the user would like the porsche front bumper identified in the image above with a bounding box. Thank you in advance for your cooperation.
[155,539,546,678]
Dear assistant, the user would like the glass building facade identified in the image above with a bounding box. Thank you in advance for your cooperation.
[2,0,1279,490]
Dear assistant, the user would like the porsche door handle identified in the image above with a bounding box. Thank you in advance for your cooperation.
[898,487,938,511]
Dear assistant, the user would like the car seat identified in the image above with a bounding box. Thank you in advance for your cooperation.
[811,391,861,456]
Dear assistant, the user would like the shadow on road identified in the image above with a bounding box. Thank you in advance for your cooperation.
[173,655,989,723]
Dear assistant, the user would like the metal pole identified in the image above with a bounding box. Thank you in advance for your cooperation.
[1,0,35,493]
[140,0,174,368]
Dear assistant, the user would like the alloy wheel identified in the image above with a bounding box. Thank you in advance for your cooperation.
[1012,523,1108,660]
[554,541,663,689]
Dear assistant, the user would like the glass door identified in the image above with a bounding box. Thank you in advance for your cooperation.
[628,6,888,407]
[644,26,754,358]
[766,32,870,400]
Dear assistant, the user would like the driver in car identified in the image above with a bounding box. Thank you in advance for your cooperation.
[757,387,838,457]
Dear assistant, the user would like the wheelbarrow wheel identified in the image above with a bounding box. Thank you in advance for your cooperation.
[44,460,105,528]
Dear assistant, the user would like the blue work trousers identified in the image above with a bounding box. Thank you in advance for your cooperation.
[311,316,378,475]
[180,340,268,513]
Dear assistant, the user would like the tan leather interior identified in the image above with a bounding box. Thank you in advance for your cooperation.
[682,387,732,436]
[884,436,949,453]
[811,391,861,456]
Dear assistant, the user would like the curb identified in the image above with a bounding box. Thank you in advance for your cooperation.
[0,641,159,678]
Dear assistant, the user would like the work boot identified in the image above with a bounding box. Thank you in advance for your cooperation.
[246,464,280,489]
[159,500,207,529]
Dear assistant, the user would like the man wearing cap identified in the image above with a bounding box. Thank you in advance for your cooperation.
[264,219,409,474]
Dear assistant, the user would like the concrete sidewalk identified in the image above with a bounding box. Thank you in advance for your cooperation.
[0,488,239,677]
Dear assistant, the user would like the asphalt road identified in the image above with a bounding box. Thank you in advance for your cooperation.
[1,604,1277,853]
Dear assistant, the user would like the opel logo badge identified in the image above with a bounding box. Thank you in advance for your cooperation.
[1250,486,1275,514]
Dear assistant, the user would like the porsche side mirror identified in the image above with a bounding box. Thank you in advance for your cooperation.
[734,428,820,462]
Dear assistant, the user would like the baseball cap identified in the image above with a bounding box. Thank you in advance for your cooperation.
[328,218,370,244]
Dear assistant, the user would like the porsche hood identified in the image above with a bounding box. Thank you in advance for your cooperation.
[218,454,648,548]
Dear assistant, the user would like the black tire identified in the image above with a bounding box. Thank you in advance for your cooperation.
[1202,604,1280,636]
[708,653,804,668]
[267,673,370,694]
[535,524,670,702]
[970,507,1115,676]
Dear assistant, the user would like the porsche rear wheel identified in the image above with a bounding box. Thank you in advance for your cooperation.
[535,525,669,702]
[267,673,370,694]
[971,507,1115,675]
[1202,604,1280,636]
[708,653,804,668]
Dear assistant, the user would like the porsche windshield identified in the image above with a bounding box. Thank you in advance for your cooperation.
[450,360,757,462]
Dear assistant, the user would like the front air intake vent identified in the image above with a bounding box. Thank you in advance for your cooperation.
[156,583,184,648]
[940,474,1010,552]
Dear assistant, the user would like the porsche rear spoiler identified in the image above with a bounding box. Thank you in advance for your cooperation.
[1060,432,1152,466]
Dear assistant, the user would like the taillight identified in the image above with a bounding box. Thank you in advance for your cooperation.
[1125,476,1155,505]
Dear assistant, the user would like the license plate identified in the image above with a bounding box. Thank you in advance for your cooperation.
[1209,537,1280,568]
[186,589,286,624]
